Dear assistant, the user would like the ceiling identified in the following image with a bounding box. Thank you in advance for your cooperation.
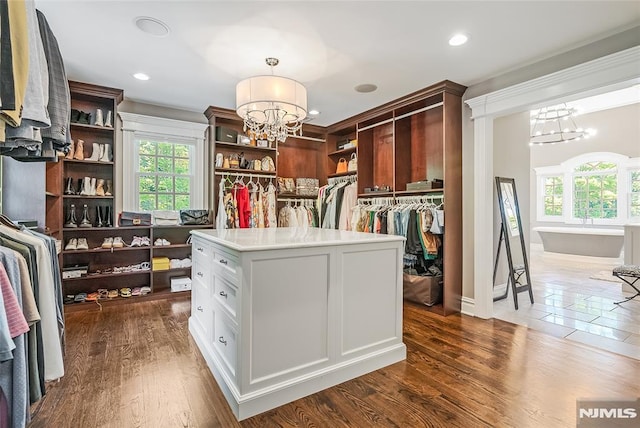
[35,1,640,126]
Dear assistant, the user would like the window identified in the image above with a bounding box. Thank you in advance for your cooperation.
[543,176,563,216]
[572,161,617,220]
[136,138,193,211]
[120,113,208,212]
[535,152,640,225]
[631,170,640,218]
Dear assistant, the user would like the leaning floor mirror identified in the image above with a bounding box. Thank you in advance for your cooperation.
[494,177,534,309]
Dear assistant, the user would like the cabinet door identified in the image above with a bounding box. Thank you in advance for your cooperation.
[244,249,331,390]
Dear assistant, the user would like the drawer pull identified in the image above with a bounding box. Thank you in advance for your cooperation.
[219,259,228,265]
[218,336,227,346]
[197,247,204,252]
[219,291,228,298]
[197,306,203,312]
[196,271,204,277]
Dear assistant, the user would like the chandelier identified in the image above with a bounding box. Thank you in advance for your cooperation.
[529,103,596,146]
[236,57,307,143]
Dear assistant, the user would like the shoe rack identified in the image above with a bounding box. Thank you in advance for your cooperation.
[63,224,212,312]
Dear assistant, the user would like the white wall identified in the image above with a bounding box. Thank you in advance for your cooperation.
[493,112,531,285]
[529,103,640,243]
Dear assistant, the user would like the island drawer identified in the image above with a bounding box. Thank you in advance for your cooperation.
[213,309,238,379]
[212,248,240,282]
[192,238,214,259]
[214,275,238,319]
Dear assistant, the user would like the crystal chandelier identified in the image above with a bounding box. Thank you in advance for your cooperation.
[529,103,596,146]
[236,58,307,143]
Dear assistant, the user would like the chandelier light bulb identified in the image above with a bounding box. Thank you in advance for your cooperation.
[529,102,594,146]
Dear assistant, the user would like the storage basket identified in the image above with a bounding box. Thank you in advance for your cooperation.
[402,273,443,306]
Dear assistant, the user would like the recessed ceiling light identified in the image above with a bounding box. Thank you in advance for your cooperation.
[355,83,377,93]
[135,16,170,37]
[133,72,150,81]
[449,33,469,46]
[309,109,320,115]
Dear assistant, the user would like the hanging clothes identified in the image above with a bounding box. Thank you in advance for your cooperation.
[216,180,227,230]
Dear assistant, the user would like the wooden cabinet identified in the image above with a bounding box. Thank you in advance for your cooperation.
[326,80,466,315]
[204,106,326,213]
[63,224,212,311]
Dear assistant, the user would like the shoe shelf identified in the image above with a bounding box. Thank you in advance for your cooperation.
[63,159,114,165]
[152,266,192,273]
[63,269,151,281]
[63,226,152,232]
[152,243,191,249]
[62,246,152,255]
[70,122,115,132]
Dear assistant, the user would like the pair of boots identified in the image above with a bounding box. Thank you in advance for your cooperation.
[65,140,112,162]
[94,109,113,128]
[64,177,112,196]
[85,142,112,162]
[65,139,85,160]
[64,204,112,228]
[70,109,91,124]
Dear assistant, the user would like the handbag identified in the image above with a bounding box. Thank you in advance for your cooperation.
[179,209,211,225]
[119,211,152,226]
[152,210,180,226]
[347,153,357,172]
[336,158,348,174]
[261,155,275,172]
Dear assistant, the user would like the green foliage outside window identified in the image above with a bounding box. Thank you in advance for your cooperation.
[136,139,192,211]
[573,160,617,219]
[631,171,640,217]
[543,176,563,216]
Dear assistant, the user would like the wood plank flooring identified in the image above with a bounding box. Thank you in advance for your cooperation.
[29,295,639,427]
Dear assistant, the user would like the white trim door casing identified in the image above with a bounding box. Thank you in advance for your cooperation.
[465,46,640,319]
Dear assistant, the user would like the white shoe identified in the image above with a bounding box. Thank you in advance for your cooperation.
[99,144,112,162]
[76,238,89,250]
[95,109,104,127]
[65,238,78,251]
[141,236,151,246]
[101,237,113,249]
[131,236,142,247]
[112,237,125,248]
[86,143,101,161]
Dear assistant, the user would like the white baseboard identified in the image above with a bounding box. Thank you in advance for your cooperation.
[461,297,475,317]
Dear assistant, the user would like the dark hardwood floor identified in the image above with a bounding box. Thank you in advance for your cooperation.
[29,295,639,427]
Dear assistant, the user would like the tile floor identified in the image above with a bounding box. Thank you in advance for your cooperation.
[493,243,640,360]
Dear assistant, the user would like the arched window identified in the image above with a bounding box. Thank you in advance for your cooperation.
[535,152,640,225]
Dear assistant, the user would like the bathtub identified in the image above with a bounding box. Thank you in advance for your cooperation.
[533,226,624,258]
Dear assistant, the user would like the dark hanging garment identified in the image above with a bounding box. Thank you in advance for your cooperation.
[0,0,16,111]
[36,9,71,151]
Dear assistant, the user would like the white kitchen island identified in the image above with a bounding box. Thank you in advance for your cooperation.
[189,227,406,420]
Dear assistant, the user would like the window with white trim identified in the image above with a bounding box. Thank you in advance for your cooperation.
[535,152,640,225]
[572,161,617,220]
[119,113,208,212]
[543,175,563,217]
[135,137,194,211]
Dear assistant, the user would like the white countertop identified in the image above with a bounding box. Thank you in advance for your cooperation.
[191,227,405,251]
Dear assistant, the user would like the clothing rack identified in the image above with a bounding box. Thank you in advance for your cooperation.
[357,193,444,205]
[214,171,276,180]
[278,198,316,206]
[327,175,357,185]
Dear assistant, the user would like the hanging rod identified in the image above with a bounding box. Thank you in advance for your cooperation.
[214,171,275,180]
[327,175,357,185]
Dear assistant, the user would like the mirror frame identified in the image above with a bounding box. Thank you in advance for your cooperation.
[495,177,532,306]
